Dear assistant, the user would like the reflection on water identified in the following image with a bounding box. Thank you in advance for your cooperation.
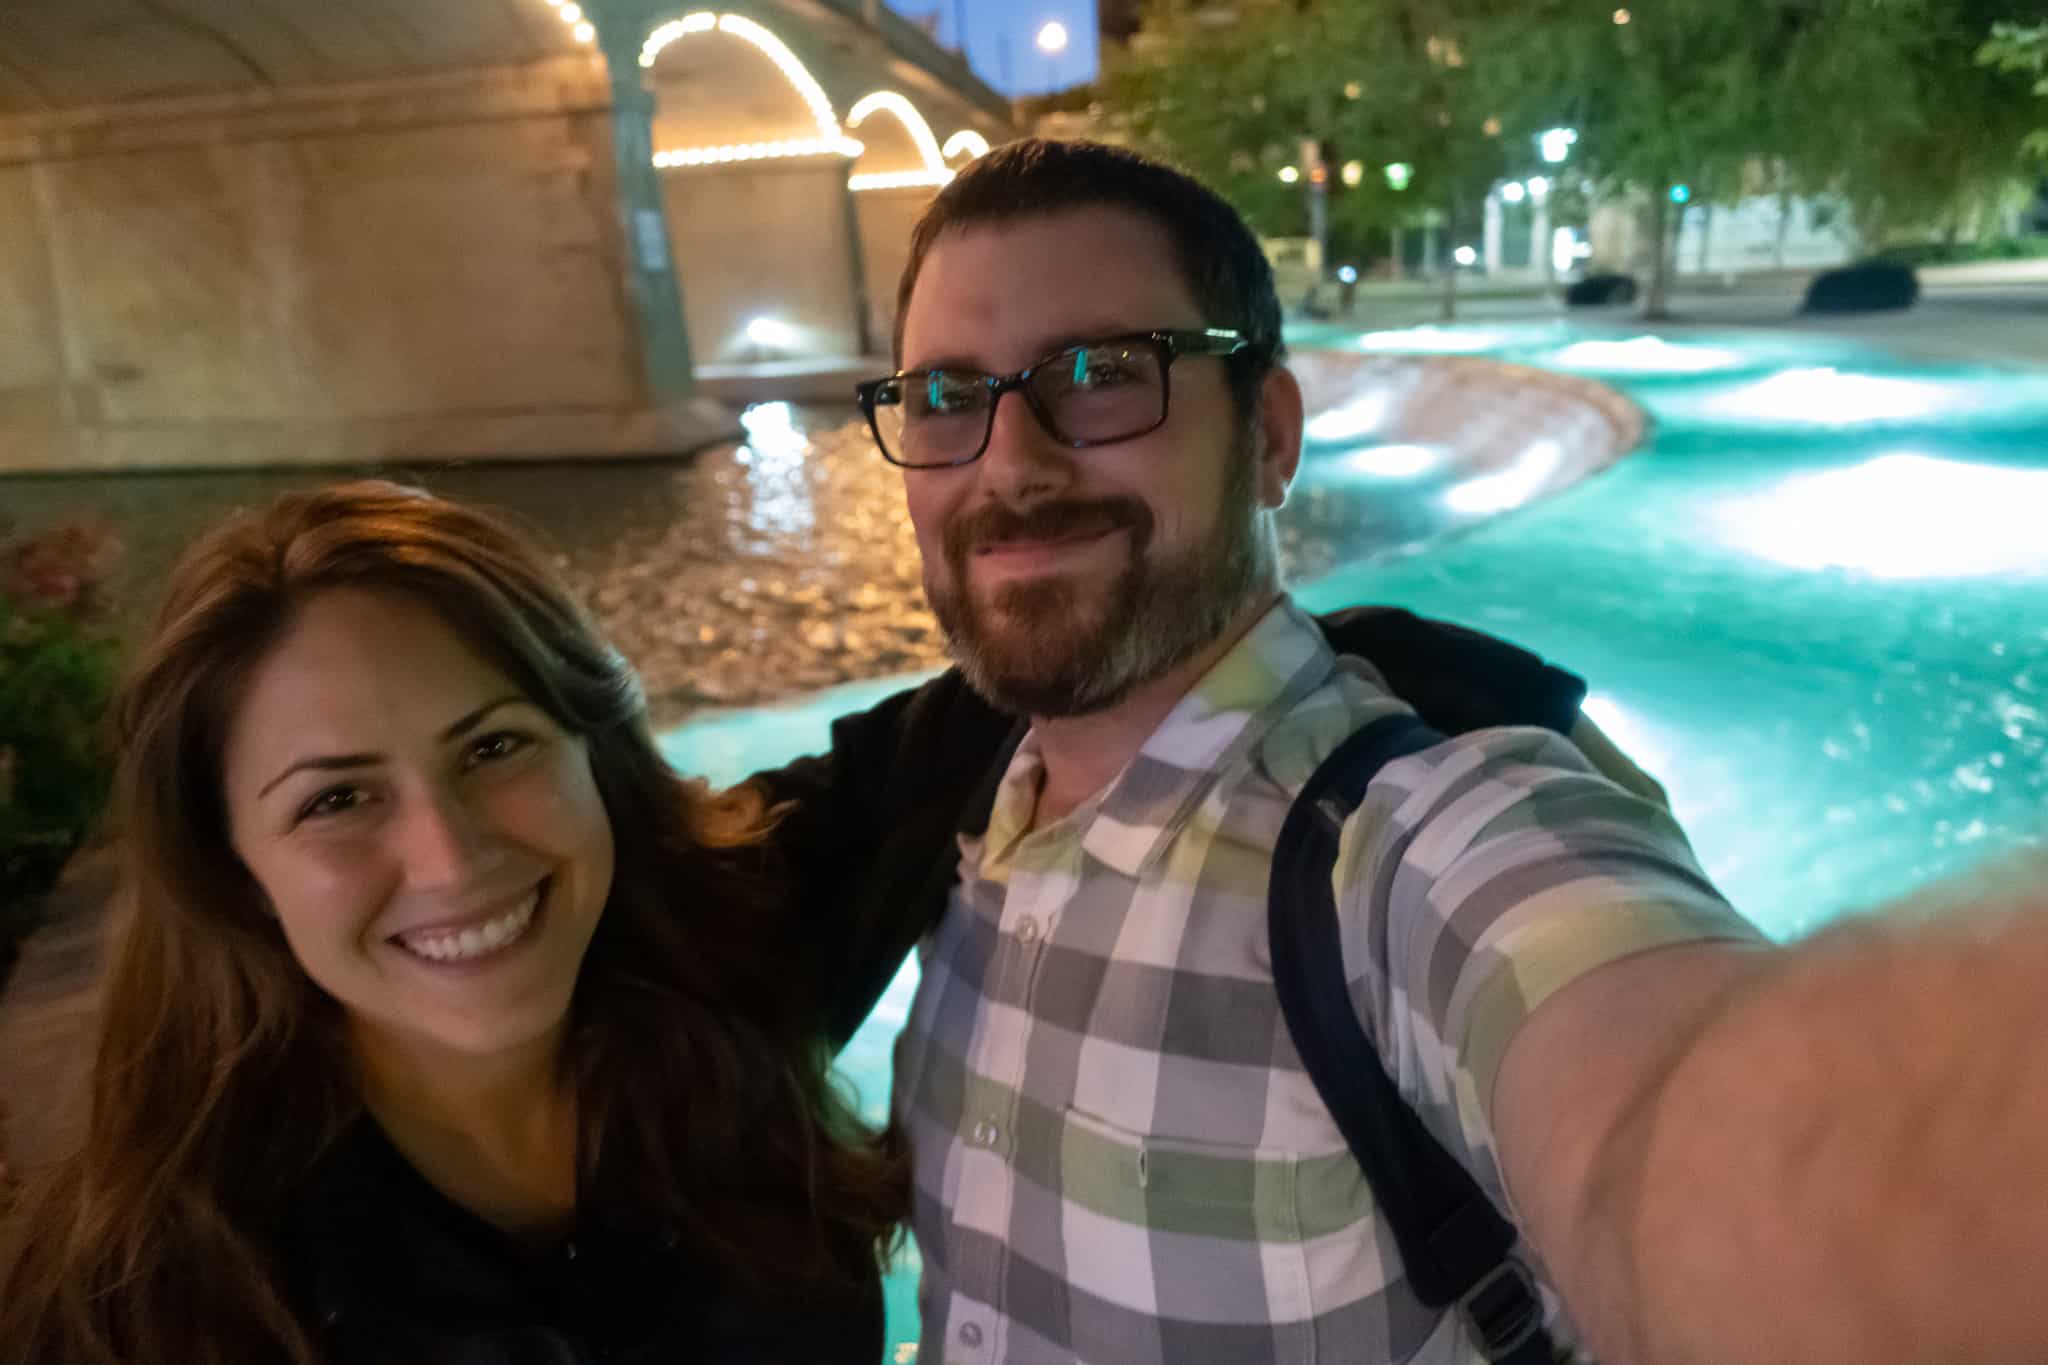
[735,402,816,542]
[0,409,945,724]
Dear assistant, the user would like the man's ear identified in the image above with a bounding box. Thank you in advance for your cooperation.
[1253,365,1305,509]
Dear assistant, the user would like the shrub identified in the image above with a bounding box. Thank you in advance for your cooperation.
[1803,262,1920,313]
[1874,236,2048,267]
[0,518,123,967]
[1564,272,1639,306]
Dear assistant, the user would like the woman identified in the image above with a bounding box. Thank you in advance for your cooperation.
[0,481,901,1365]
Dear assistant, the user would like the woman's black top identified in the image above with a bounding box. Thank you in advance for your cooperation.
[283,1118,881,1365]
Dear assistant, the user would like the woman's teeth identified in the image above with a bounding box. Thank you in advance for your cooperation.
[398,887,541,963]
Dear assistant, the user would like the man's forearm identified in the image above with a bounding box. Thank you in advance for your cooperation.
[1592,871,2048,1362]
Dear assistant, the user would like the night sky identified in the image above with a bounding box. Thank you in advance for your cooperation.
[886,0,1100,96]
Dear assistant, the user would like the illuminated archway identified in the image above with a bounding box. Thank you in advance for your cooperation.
[640,12,863,167]
[534,0,599,45]
[942,130,991,163]
[846,91,951,191]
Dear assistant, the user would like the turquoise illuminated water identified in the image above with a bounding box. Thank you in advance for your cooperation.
[661,323,2048,1359]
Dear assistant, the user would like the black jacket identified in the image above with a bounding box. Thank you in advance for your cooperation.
[753,605,1587,1050]
[285,1118,881,1365]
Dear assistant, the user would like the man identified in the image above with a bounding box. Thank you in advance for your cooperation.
[788,139,2048,1364]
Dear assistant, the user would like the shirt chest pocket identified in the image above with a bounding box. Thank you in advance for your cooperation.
[1056,1104,1318,1364]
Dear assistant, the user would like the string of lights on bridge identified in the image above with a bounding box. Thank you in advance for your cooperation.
[536,2,991,191]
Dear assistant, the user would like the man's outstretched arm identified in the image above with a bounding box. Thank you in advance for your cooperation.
[1493,861,2048,1362]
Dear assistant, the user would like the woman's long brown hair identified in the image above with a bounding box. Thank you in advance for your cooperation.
[0,481,903,1364]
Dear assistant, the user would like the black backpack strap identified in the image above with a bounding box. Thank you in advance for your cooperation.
[1269,713,1555,1364]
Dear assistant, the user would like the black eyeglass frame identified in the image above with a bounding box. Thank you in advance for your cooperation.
[854,328,1254,469]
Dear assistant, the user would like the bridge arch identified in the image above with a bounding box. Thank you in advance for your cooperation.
[846,91,950,191]
[640,10,871,364]
[942,129,992,165]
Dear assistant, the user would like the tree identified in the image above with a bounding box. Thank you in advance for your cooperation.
[1981,20,2048,160]
[1777,0,2047,249]
[1483,0,2048,315]
[1097,0,2046,328]
[1472,0,1860,318]
[1099,0,1510,319]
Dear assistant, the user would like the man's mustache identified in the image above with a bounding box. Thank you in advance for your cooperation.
[945,498,1153,559]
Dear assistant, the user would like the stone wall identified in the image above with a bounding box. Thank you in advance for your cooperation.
[853,185,933,355]
[0,58,740,474]
[664,160,866,366]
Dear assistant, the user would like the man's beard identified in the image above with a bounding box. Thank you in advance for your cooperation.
[925,440,1269,718]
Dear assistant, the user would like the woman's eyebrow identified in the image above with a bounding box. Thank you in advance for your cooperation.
[256,695,525,799]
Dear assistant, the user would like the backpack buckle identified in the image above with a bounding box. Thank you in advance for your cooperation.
[1458,1257,1545,1361]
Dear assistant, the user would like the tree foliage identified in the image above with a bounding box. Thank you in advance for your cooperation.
[1779,0,2047,244]
[1981,20,2048,158]
[1100,1,1510,249]
[1095,0,2047,317]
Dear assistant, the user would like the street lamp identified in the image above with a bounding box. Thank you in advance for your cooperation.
[1384,162,1414,191]
[1278,165,1301,184]
[1035,19,1068,94]
[1538,127,1578,164]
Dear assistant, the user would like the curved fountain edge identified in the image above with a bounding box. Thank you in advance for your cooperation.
[1287,345,1651,497]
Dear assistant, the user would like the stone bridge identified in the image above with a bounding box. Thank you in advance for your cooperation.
[0,0,1015,471]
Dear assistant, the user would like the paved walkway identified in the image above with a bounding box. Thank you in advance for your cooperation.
[1338,267,2048,369]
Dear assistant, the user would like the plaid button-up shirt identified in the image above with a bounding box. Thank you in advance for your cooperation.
[894,600,1759,1365]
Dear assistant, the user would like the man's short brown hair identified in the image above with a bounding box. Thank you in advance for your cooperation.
[893,138,1286,412]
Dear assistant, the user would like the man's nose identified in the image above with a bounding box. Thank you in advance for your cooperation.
[976,386,1074,501]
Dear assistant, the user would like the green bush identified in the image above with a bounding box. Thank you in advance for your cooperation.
[0,520,123,954]
[1874,236,2048,267]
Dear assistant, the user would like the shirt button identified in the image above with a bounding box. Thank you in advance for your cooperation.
[959,1322,984,1347]
[1017,918,1041,943]
[971,1119,999,1147]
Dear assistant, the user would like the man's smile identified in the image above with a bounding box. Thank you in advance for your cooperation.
[970,525,1130,579]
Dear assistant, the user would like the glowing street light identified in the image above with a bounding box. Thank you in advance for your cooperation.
[1501,181,1527,204]
[746,317,799,350]
[1613,7,1632,23]
[1036,20,1069,54]
[1538,127,1579,164]
[1278,165,1301,184]
[1527,175,1552,200]
[1384,161,1414,191]
[1341,160,1365,187]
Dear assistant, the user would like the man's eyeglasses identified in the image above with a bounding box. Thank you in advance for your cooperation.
[855,329,1252,469]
